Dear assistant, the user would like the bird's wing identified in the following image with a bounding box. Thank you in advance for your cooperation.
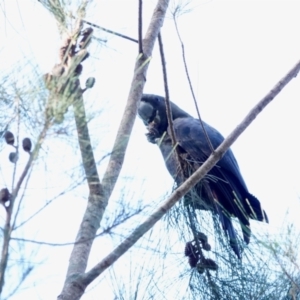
[171,117,267,223]
[171,117,247,187]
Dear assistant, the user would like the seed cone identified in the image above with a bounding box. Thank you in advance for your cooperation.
[22,138,32,153]
[0,188,10,203]
[4,131,14,145]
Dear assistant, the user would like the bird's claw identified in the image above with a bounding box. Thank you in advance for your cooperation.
[146,123,160,144]
[145,132,157,144]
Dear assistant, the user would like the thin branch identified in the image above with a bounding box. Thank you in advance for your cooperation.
[13,173,86,231]
[157,33,175,147]
[138,0,143,53]
[173,16,215,154]
[81,58,300,286]
[11,207,143,246]
[100,0,171,208]
[0,121,50,294]
[11,161,33,230]
[157,32,184,176]
[11,97,20,191]
[3,265,33,300]
[82,19,138,43]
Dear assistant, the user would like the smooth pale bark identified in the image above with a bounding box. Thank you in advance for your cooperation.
[57,0,171,299]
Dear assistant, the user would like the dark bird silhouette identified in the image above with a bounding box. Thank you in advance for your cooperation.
[22,138,32,153]
[4,131,15,146]
[138,94,268,258]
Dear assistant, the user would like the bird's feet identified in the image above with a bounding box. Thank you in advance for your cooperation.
[146,122,160,144]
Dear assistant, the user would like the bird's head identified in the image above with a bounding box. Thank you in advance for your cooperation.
[138,94,191,135]
[138,94,168,140]
[137,94,165,143]
[138,94,163,125]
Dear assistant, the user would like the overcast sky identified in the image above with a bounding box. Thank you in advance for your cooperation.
[1,0,300,299]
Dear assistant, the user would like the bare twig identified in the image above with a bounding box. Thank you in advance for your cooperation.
[3,265,33,300]
[13,172,89,231]
[11,163,34,231]
[157,32,184,176]
[82,19,138,43]
[138,0,143,53]
[157,33,175,146]
[11,206,143,247]
[80,58,300,285]
[11,97,20,191]
[173,16,215,154]
[0,121,50,294]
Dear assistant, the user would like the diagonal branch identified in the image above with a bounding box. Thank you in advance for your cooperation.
[82,19,138,43]
[81,58,300,286]
[100,0,171,204]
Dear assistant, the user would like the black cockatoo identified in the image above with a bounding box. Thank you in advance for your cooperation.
[138,94,268,259]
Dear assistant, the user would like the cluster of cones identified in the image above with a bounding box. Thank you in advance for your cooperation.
[184,232,218,274]
[45,27,96,93]
[0,131,33,208]
[4,131,32,163]
[43,27,96,123]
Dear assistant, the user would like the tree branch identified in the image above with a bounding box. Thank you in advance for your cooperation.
[57,0,171,299]
[173,16,215,154]
[82,19,138,43]
[138,0,143,53]
[158,32,185,177]
[0,122,49,294]
[81,58,300,286]
[100,0,171,205]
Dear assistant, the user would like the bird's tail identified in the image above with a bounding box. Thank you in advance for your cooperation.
[216,206,241,259]
[245,192,269,223]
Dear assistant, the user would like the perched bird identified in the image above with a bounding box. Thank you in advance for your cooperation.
[4,131,15,146]
[22,138,32,153]
[138,94,268,258]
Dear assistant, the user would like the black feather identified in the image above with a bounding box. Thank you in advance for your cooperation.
[138,94,269,259]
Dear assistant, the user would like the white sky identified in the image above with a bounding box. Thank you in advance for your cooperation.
[1,0,300,299]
